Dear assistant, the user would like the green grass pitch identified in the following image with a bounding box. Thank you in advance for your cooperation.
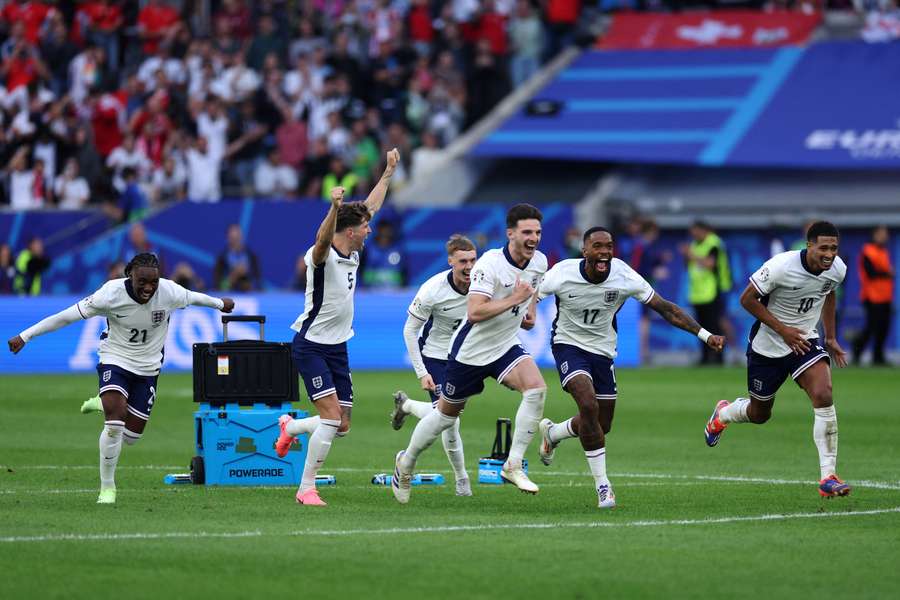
[2,366,899,599]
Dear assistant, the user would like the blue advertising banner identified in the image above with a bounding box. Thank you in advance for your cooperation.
[0,291,641,374]
[474,41,900,169]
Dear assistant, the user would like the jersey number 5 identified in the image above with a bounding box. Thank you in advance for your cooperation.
[129,329,148,343]
[797,298,814,314]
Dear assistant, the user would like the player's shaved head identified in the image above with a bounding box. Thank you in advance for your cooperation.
[583,226,613,242]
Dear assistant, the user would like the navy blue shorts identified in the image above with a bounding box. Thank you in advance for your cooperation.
[442,344,531,403]
[746,339,830,401]
[551,343,617,400]
[97,363,158,421]
[292,333,353,408]
[422,356,448,404]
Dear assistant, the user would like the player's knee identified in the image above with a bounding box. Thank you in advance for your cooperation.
[123,429,142,446]
[812,382,833,408]
[575,397,599,422]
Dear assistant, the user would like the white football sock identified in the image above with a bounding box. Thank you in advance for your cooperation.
[548,417,577,444]
[401,409,456,470]
[99,420,124,490]
[441,419,467,481]
[813,405,838,479]
[719,398,751,424]
[122,428,142,446]
[585,447,608,486]
[507,388,546,468]
[402,397,433,419]
[285,415,320,436]
[298,418,340,493]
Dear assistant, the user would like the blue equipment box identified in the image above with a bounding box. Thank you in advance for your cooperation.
[192,402,308,486]
[478,418,529,484]
[478,458,529,484]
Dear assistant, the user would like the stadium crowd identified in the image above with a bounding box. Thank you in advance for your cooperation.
[0,0,588,210]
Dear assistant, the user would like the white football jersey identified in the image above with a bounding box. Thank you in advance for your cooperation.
[539,258,655,359]
[408,270,468,360]
[449,246,547,366]
[78,278,198,376]
[291,245,359,345]
[748,250,846,358]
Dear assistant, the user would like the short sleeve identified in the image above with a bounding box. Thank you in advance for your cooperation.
[623,264,655,304]
[78,284,113,318]
[537,264,561,301]
[749,256,781,296]
[408,283,434,322]
[163,279,192,309]
[469,257,496,298]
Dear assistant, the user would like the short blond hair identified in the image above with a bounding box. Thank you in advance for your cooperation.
[446,234,476,255]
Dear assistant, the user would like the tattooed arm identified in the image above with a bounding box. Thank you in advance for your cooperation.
[646,293,725,351]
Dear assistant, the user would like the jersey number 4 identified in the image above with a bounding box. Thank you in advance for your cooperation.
[128,329,148,343]
[797,298,814,314]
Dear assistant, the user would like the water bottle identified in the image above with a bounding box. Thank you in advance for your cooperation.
[315,475,337,486]
[371,473,445,486]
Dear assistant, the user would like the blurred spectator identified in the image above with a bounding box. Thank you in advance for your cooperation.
[186,136,222,202]
[40,15,77,97]
[0,244,16,293]
[225,100,267,193]
[275,110,308,170]
[681,221,731,366]
[634,219,673,363]
[54,158,90,209]
[543,0,581,62]
[361,220,407,289]
[151,156,187,204]
[853,225,894,365]
[563,226,583,259]
[79,0,124,72]
[73,126,105,195]
[122,222,163,271]
[171,261,206,291]
[14,236,50,295]
[213,224,261,291]
[467,39,510,127]
[509,0,544,86]
[254,148,298,198]
[4,147,41,209]
[410,129,443,181]
[349,119,379,180]
[322,156,358,200]
[138,0,181,55]
[107,260,126,280]
[116,166,149,223]
[301,137,332,198]
[107,133,152,193]
[246,15,286,71]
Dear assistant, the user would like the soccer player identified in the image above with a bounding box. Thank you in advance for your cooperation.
[703,221,851,498]
[536,227,725,508]
[390,234,478,497]
[275,148,399,506]
[392,204,548,504]
[7,253,234,504]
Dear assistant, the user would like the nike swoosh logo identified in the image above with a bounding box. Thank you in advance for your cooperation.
[442,307,453,311]
[115,314,128,318]
[503,284,513,288]
[567,294,578,298]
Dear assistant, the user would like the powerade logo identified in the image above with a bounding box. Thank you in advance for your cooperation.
[805,127,900,159]
[228,468,285,478]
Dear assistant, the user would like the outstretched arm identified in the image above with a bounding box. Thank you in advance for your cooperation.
[9,304,85,353]
[312,186,344,266]
[186,291,234,312]
[647,293,725,351]
[362,148,399,216]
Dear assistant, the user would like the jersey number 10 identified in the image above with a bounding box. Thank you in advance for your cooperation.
[797,298,814,314]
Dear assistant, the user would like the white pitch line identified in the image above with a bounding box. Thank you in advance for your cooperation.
[2,506,899,544]
[5,464,899,491]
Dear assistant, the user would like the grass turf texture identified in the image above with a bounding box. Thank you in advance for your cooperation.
[1,367,899,599]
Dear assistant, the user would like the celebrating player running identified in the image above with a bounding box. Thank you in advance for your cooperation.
[8,253,234,504]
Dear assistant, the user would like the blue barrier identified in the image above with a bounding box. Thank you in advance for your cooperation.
[475,41,900,169]
[0,290,642,373]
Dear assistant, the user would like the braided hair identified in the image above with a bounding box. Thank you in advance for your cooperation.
[124,253,160,277]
